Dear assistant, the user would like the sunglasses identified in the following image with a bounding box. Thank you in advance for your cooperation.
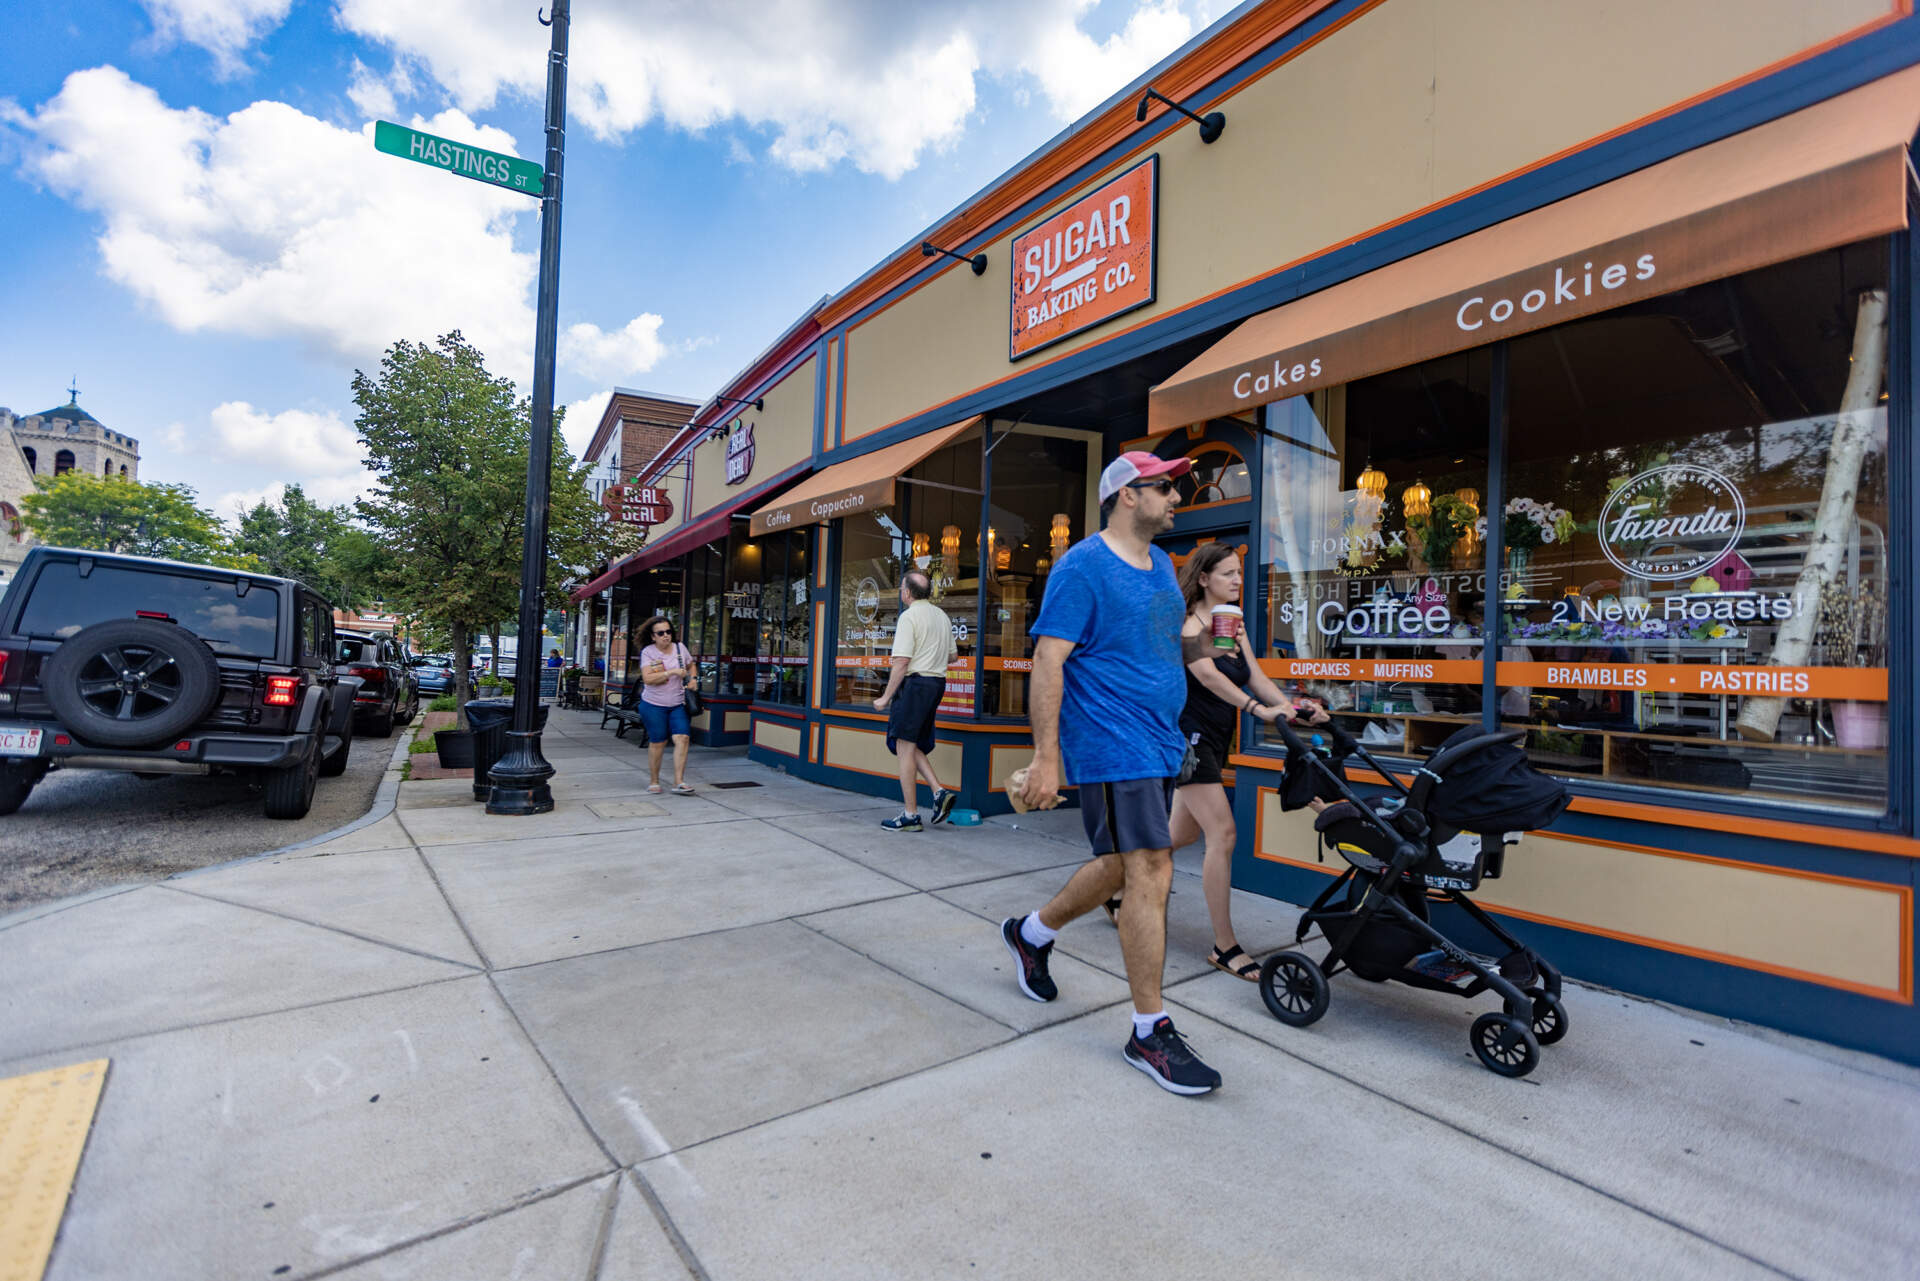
[652,627,673,636]
[1127,477,1178,495]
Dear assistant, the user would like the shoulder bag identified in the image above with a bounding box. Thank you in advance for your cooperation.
[677,644,704,718]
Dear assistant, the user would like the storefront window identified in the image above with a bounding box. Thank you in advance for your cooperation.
[717,536,761,697]
[685,544,723,693]
[755,529,810,705]
[1258,351,1492,754]
[981,428,1097,718]
[1497,243,1890,812]
[833,431,981,706]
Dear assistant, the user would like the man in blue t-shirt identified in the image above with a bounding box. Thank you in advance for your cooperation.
[999,450,1223,1096]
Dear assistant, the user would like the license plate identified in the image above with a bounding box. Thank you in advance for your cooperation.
[0,726,43,757]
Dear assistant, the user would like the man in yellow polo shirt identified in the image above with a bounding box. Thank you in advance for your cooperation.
[873,569,958,831]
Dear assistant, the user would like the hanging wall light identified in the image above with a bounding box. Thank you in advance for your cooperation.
[996,545,1012,572]
[1356,461,1387,499]
[1050,512,1071,558]
[941,525,961,561]
[911,531,929,560]
[1402,479,1431,517]
[1455,488,1481,559]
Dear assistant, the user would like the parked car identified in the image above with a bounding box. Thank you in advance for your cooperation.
[0,546,359,819]
[411,657,455,696]
[334,629,419,736]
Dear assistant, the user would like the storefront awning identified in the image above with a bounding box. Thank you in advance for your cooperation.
[570,461,813,601]
[1147,64,1920,434]
[747,416,981,537]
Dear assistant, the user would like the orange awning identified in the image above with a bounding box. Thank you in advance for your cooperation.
[1148,64,1920,433]
[748,416,981,536]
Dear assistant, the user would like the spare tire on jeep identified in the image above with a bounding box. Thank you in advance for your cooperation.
[41,618,223,748]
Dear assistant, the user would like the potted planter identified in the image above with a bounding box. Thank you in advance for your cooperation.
[435,729,476,769]
[1832,701,1887,751]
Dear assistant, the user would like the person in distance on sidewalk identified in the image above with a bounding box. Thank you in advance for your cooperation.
[874,570,959,832]
[1000,451,1223,1096]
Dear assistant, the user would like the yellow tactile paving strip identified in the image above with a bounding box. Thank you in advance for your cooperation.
[0,1060,109,1281]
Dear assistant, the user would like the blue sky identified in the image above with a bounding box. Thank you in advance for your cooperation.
[0,0,1226,519]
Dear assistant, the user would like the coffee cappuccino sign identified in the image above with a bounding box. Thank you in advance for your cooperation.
[1598,464,1744,580]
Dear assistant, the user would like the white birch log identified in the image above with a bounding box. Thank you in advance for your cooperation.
[1735,289,1887,741]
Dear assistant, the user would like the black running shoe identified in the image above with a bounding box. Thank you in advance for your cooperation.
[881,812,923,832]
[1000,916,1057,1002]
[1124,1017,1221,1095]
[930,788,957,825]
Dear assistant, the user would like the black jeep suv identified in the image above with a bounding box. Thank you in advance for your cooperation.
[0,546,360,819]
[334,629,419,736]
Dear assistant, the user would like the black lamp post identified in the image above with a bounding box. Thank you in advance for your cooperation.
[487,0,570,816]
[921,241,988,275]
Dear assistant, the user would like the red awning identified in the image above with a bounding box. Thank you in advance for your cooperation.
[570,508,731,601]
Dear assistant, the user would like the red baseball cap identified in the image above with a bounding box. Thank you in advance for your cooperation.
[1098,450,1192,502]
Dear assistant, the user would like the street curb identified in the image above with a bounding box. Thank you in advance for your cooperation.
[171,717,419,876]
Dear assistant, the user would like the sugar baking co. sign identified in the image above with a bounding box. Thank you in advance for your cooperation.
[1009,156,1157,360]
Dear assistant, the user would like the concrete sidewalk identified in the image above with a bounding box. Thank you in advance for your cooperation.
[3,708,1918,1280]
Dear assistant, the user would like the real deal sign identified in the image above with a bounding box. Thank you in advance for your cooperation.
[1009,155,1157,360]
[603,484,673,526]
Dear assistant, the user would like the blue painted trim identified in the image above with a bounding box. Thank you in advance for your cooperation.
[811,336,830,461]
[817,16,1920,469]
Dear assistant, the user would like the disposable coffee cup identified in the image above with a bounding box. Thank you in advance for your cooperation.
[1210,604,1243,649]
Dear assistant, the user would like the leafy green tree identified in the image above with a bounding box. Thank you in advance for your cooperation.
[234,484,391,609]
[20,473,252,567]
[352,331,633,721]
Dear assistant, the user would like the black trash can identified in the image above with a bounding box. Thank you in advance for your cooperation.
[465,697,549,800]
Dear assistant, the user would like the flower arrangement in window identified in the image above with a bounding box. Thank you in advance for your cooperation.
[1472,497,1575,550]
[1405,492,1478,567]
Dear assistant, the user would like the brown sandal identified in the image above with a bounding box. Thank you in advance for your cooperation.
[1209,944,1261,982]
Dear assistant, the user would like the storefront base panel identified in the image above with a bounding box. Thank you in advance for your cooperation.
[747,711,1076,818]
[690,697,751,748]
[1229,764,1920,1066]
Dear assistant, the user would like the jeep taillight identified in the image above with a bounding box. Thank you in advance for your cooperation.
[264,675,301,706]
[349,664,386,686]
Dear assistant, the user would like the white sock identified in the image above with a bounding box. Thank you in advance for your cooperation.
[1132,1011,1166,1040]
[1019,912,1058,948]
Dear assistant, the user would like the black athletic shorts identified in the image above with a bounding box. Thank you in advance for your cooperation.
[1080,776,1176,855]
[886,674,944,755]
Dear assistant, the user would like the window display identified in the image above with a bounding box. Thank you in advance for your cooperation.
[1257,351,1492,755]
[1496,243,1890,811]
[832,431,981,707]
[755,530,810,705]
[980,427,1097,718]
[1255,242,1892,816]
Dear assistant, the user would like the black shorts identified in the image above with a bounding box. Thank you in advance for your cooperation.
[1180,729,1229,788]
[1080,777,1175,855]
[886,674,944,755]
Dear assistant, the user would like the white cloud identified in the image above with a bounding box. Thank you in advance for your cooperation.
[4,67,546,380]
[138,0,293,76]
[208,400,370,508]
[334,0,1213,180]
[347,59,397,119]
[560,314,668,383]
[1016,0,1200,122]
[560,389,613,462]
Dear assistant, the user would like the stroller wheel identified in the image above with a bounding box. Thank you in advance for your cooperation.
[1525,987,1569,1046]
[1260,951,1330,1027]
[1470,1013,1540,1078]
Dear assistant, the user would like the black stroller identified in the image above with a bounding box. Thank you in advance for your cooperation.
[1258,717,1572,1077]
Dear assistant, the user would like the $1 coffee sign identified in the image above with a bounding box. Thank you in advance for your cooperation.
[1009,156,1157,360]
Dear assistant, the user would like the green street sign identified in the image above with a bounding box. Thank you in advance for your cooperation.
[373,120,544,196]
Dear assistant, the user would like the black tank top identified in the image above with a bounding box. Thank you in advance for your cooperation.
[1179,628,1251,745]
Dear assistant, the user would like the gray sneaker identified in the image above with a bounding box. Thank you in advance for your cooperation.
[881,812,923,832]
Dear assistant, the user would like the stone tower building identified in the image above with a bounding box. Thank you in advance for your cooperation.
[0,392,142,580]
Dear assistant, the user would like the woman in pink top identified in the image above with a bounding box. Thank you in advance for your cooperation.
[636,615,696,794]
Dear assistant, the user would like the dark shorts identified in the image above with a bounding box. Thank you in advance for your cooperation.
[1080,777,1176,855]
[886,674,944,755]
[1179,724,1230,788]
[639,700,691,742]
